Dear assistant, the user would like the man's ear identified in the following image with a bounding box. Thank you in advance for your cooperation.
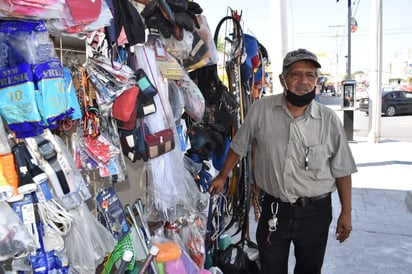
[279,74,287,89]
[279,74,285,86]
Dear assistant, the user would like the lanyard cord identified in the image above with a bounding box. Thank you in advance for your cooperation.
[210,193,230,241]
[293,121,310,170]
[141,46,173,137]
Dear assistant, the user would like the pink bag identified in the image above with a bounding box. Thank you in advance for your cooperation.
[66,0,102,24]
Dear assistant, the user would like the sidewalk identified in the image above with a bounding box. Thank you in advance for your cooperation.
[321,138,412,274]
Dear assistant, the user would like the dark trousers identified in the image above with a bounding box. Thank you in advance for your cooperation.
[256,194,332,274]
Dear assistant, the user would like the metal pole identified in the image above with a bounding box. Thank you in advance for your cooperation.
[343,0,354,141]
[347,0,351,79]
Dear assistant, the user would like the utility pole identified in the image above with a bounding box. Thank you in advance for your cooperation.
[343,0,354,141]
[347,0,352,79]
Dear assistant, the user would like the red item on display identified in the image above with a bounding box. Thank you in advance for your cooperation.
[66,0,102,24]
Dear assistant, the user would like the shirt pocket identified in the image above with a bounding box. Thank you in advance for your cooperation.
[308,144,328,170]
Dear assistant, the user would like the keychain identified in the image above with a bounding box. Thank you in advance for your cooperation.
[268,202,279,232]
[267,202,279,245]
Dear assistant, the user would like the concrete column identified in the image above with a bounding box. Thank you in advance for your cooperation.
[269,0,288,94]
[368,0,383,143]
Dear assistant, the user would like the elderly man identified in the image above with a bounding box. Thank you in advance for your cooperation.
[209,48,357,274]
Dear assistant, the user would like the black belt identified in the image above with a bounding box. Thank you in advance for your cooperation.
[270,192,331,208]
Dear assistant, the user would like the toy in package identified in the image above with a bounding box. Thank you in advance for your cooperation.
[95,186,129,240]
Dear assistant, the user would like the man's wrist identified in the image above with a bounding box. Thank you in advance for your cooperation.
[217,173,228,181]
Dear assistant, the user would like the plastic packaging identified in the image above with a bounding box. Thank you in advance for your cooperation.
[65,203,117,273]
[0,201,36,261]
[0,117,10,155]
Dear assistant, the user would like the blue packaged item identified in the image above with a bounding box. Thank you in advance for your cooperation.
[0,63,44,137]
[33,60,72,129]
[63,66,82,120]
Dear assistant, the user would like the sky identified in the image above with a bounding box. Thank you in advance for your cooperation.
[199,0,412,80]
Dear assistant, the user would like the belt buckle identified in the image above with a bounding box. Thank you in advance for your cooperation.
[290,198,301,207]
[290,201,299,207]
[290,197,309,207]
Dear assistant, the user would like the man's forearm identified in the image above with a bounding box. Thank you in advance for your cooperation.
[336,175,352,214]
[218,148,241,179]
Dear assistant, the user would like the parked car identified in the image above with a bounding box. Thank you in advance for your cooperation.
[355,89,368,101]
[359,90,412,116]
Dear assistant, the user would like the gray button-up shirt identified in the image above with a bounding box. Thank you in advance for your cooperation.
[230,94,357,202]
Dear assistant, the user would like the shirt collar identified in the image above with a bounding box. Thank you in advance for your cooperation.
[307,101,322,119]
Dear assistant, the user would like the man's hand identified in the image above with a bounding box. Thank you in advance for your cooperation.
[208,174,226,195]
[335,211,352,243]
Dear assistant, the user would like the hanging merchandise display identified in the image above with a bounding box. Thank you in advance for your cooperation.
[195,8,269,271]
[0,0,273,273]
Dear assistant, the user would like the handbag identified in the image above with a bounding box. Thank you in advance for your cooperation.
[144,128,175,159]
[119,122,149,162]
[112,86,140,130]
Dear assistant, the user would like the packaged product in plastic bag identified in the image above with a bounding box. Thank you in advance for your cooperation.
[0,201,36,261]
[65,203,117,273]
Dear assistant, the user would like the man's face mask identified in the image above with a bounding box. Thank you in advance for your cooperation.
[282,75,316,107]
[285,87,316,107]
